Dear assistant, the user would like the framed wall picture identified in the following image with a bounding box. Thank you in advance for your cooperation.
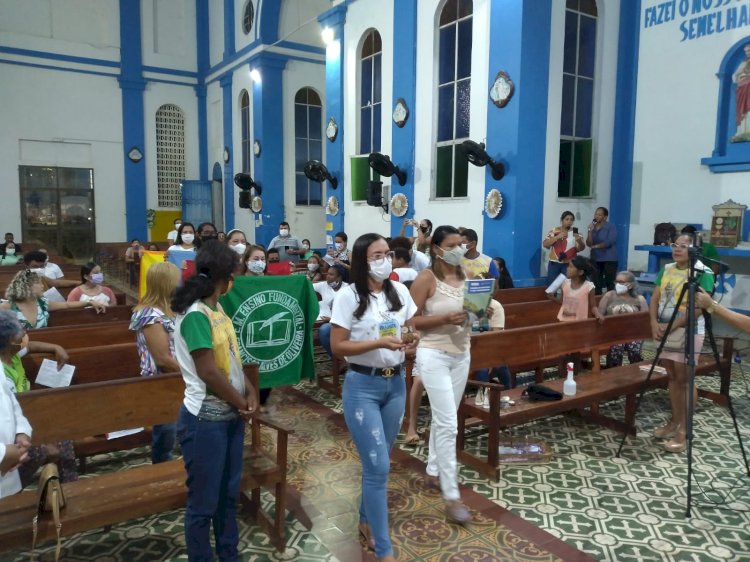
[710,199,747,247]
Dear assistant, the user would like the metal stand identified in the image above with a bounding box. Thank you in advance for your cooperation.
[615,246,750,517]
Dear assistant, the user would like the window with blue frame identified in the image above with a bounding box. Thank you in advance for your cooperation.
[435,0,472,199]
[558,0,597,198]
[294,88,323,206]
[240,90,250,173]
[359,30,382,155]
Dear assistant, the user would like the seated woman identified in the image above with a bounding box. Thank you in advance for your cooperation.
[0,310,78,486]
[301,238,314,260]
[242,245,267,276]
[129,262,182,463]
[66,262,117,306]
[313,264,348,359]
[598,271,648,368]
[305,253,326,283]
[2,270,106,329]
[493,256,514,289]
[0,241,22,265]
[225,229,247,256]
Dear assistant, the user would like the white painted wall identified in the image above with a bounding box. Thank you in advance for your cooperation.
[341,0,395,243]
[410,0,490,248]
[283,59,326,247]
[209,0,224,67]
[277,0,328,47]
[142,0,197,72]
[236,0,258,50]
[541,0,620,273]
[230,67,256,242]
[0,65,125,242]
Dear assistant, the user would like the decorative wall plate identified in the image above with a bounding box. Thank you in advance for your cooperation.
[326,195,340,216]
[253,139,262,157]
[392,98,409,128]
[485,189,503,218]
[251,195,263,213]
[326,117,338,142]
[490,71,515,109]
[390,193,408,217]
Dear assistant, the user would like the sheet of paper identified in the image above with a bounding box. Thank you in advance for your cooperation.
[105,428,145,440]
[43,287,65,303]
[322,254,336,266]
[545,273,567,294]
[35,358,75,388]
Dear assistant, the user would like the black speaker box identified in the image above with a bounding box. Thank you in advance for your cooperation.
[367,180,383,207]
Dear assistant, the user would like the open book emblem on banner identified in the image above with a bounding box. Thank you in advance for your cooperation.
[231,290,305,373]
[247,311,291,347]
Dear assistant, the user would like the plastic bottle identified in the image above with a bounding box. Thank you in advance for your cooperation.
[563,362,577,396]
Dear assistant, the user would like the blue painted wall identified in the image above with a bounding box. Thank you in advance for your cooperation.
[318,5,347,237]
[389,0,417,238]
[119,0,148,241]
[196,0,210,181]
[610,0,641,270]
[251,52,288,246]
[220,73,235,231]
[483,0,552,287]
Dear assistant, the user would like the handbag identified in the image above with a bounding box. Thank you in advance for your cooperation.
[31,463,66,562]
[663,326,686,352]
[522,384,563,402]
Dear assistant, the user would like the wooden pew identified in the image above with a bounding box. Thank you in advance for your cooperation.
[456,312,734,479]
[29,321,132,349]
[46,304,133,327]
[494,286,547,304]
[0,369,297,554]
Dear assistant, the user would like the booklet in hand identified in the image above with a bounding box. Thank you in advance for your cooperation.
[464,279,496,318]
[545,273,567,294]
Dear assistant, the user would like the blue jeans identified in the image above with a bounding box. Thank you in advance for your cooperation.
[151,422,176,464]
[342,369,406,558]
[318,321,333,357]
[547,260,567,285]
[177,405,245,562]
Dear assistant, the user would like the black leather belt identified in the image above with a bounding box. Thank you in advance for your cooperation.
[349,363,402,379]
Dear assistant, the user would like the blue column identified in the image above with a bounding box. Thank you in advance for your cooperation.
[610,0,641,269]
[220,73,235,231]
[250,52,288,246]
[483,0,552,286]
[318,5,347,238]
[119,0,147,241]
[223,0,235,58]
[196,0,209,180]
[390,0,417,238]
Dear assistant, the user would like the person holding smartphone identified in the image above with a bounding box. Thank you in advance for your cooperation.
[543,211,585,284]
[586,206,618,293]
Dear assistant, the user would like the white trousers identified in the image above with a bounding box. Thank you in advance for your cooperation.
[416,346,470,502]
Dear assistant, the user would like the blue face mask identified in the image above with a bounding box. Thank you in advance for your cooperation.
[90,273,104,284]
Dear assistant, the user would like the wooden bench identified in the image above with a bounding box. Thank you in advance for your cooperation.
[46,304,133,327]
[494,286,547,304]
[456,312,734,478]
[0,369,298,555]
[29,321,132,349]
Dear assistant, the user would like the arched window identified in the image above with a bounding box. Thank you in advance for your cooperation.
[294,88,323,206]
[242,1,254,35]
[156,104,185,207]
[435,0,472,199]
[240,90,250,173]
[558,0,597,197]
[359,29,382,155]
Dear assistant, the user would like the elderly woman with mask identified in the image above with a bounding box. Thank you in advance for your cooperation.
[0,309,78,487]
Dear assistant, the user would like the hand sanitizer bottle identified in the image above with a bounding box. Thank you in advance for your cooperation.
[563,362,576,396]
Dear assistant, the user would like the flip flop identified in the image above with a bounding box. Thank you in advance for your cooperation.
[403,434,420,445]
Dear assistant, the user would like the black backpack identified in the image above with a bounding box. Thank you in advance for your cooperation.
[654,223,677,245]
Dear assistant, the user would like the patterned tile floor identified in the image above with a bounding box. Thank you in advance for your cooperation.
[5,343,750,561]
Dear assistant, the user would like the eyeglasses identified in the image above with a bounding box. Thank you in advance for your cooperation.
[368,251,394,263]
[670,243,692,250]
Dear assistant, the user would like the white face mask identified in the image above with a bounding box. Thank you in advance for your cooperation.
[615,283,629,295]
[247,260,266,274]
[181,234,194,244]
[30,268,45,276]
[231,243,247,255]
[439,244,467,266]
[175,223,181,229]
[307,263,319,272]
[368,257,393,282]
[302,243,310,250]
[5,248,15,256]
[279,229,289,237]
[335,242,344,251]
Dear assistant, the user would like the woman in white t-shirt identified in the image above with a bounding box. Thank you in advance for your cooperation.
[330,233,417,562]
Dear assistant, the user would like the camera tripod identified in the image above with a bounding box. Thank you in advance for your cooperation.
[615,246,750,517]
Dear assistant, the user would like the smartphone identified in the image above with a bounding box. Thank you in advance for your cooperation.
[572,227,578,235]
